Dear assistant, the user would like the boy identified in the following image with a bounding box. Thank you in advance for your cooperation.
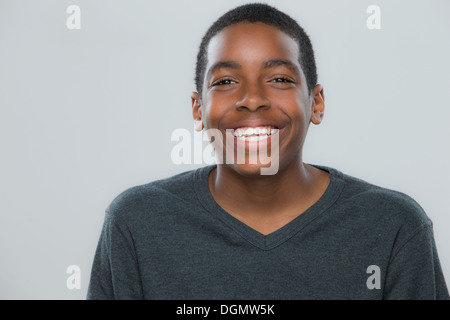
[87,3,449,299]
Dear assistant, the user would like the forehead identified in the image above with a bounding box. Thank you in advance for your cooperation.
[206,22,300,68]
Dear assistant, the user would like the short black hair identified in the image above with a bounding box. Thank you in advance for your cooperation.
[194,2,318,99]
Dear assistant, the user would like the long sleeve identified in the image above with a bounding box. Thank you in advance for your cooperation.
[86,210,144,300]
[383,222,449,300]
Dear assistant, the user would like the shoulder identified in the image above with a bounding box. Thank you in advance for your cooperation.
[105,166,210,223]
[333,167,431,229]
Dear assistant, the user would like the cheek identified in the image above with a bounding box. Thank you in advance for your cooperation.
[279,96,311,141]
[277,93,310,123]
[203,95,234,127]
[293,93,311,123]
[203,104,223,128]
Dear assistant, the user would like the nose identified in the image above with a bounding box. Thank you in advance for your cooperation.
[235,81,270,112]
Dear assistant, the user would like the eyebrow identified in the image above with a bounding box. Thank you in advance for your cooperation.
[206,59,301,80]
[262,59,300,75]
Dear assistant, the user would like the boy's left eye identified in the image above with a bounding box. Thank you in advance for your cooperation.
[271,77,294,83]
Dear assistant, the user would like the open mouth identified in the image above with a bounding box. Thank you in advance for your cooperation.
[230,126,279,142]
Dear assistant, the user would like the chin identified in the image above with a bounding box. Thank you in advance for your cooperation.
[217,133,281,176]
[225,161,280,177]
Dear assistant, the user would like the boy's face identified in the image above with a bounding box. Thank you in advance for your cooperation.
[192,22,324,176]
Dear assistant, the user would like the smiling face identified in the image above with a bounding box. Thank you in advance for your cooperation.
[192,22,324,177]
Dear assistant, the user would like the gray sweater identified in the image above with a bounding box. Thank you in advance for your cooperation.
[87,164,449,299]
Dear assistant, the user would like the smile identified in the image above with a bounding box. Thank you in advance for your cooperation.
[230,126,279,141]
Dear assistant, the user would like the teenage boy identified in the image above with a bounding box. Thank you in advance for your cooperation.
[87,3,449,300]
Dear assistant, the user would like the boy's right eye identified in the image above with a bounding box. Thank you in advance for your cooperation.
[212,79,236,86]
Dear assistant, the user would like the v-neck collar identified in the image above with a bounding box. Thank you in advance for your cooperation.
[194,163,346,250]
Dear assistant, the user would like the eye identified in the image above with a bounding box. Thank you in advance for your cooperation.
[212,79,237,86]
[271,77,294,83]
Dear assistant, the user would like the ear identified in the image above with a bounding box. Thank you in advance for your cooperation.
[310,84,325,125]
[191,91,203,131]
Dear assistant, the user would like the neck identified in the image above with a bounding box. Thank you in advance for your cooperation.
[209,159,318,215]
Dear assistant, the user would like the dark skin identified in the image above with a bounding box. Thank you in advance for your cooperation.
[191,22,329,235]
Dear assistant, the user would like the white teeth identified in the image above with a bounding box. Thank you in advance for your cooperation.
[231,126,279,139]
[236,135,270,142]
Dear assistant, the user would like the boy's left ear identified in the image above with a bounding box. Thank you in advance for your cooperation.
[310,84,325,125]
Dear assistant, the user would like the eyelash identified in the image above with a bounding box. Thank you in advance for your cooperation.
[271,77,295,83]
[212,77,294,87]
[212,79,236,86]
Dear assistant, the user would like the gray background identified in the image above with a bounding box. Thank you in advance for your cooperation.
[0,0,449,299]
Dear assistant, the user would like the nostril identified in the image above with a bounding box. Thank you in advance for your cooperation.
[235,90,271,111]
[236,104,270,111]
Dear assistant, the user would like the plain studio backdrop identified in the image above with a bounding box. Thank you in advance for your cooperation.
[0,0,449,299]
